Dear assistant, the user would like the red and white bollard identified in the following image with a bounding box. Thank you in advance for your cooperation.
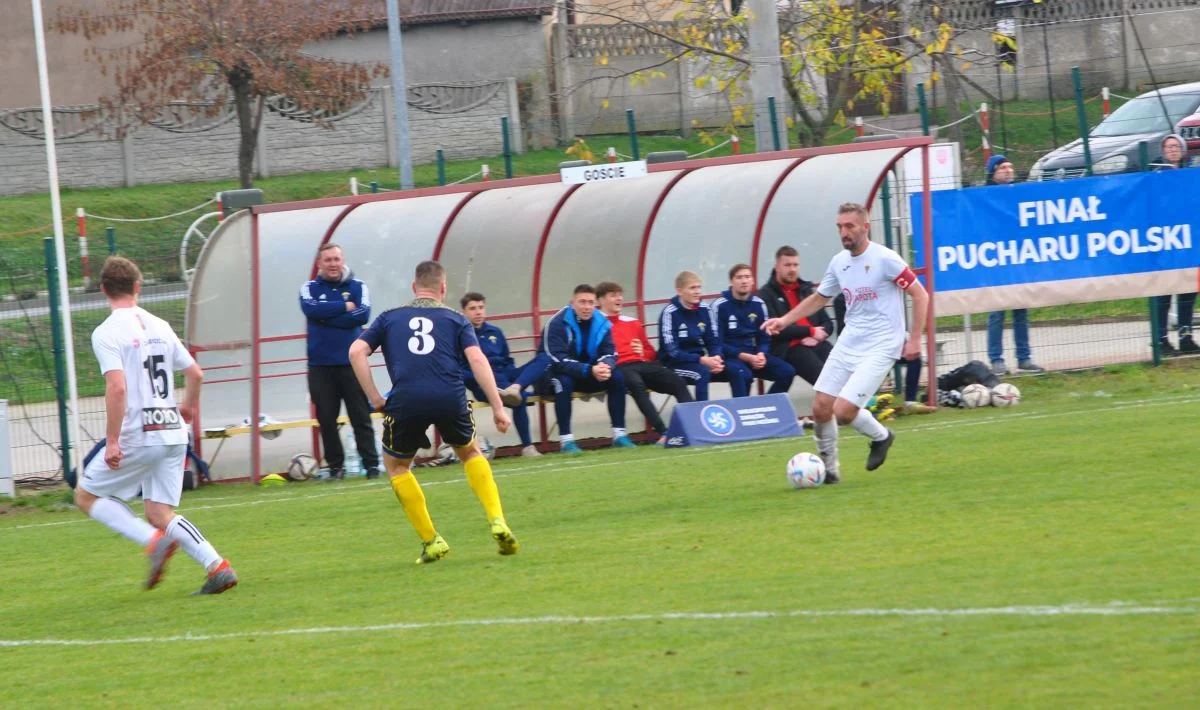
[731,135,741,155]
[855,116,864,138]
[216,191,224,222]
[607,146,617,163]
[76,207,89,290]
[980,102,990,163]
[481,164,491,182]
[1102,87,1111,118]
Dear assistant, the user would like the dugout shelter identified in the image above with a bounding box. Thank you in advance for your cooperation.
[186,137,938,482]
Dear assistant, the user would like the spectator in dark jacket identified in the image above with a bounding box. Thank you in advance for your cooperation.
[1151,135,1198,354]
[757,246,833,386]
[460,292,550,457]
[299,243,379,479]
[984,155,1046,375]
[540,284,631,454]
[711,264,795,394]
[658,270,751,401]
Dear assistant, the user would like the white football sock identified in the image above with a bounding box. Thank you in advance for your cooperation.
[166,516,223,572]
[89,498,156,547]
[851,408,890,442]
[612,428,626,439]
[560,433,575,443]
[813,419,839,474]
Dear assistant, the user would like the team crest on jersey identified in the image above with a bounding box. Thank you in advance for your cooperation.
[342,291,351,300]
[131,338,140,348]
[698,322,706,332]
[748,313,758,322]
[864,264,871,273]
[488,335,497,343]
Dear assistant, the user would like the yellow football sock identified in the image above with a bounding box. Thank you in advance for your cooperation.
[390,472,436,542]
[463,455,505,522]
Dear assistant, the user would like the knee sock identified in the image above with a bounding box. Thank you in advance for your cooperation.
[390,472,437,542]
[89,498,156,547]
[165,516,224,572]
[813,419,839,475]
[851,407,890,442]
[463,455,505,523]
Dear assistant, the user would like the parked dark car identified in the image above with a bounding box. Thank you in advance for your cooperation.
[1029,82,1200,180]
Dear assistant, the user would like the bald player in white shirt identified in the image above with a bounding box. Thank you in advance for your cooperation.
[75,256,238,595]
[764,202,929,484]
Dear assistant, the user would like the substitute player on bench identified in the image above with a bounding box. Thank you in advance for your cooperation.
[75,256,237,595]
[349,260,517,564]
[763,203,928,484]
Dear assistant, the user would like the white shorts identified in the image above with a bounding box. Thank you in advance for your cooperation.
[813,345,897,409]
[80,443,187,507]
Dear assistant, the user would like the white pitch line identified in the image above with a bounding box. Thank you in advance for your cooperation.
[4,392,1198,534]
[0,602,1192,648]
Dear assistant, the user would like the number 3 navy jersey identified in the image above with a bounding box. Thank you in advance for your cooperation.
[357,298,479,412]
[91,306,195,448]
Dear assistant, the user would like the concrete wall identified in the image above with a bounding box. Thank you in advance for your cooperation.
[0,84,515,196]
[905,1,1200,105]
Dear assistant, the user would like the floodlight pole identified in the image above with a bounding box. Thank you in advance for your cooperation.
[748,0,787,153]
[386,0,414,189]
[31,0,83,480]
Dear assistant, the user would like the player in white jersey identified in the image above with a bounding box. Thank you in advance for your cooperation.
[764,202,928,483]
[74,256,238,595]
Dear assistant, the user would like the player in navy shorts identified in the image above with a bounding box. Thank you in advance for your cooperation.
[349,260,518,564]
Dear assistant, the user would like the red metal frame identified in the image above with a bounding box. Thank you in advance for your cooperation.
[432,192,482,261]
[250,212,263,484]
[920,145,937,407]
[749,157,809,281]
[635,169,694,326]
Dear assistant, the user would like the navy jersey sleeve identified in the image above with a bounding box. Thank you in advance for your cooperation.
[358,313,386,352]
[456,316,479,351]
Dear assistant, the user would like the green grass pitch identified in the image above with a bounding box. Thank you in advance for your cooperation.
[2,364,1198,707]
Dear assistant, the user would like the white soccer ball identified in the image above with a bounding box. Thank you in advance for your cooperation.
[786,452,826,489]
[285,453,318,481]
[961,383,992,409]
[991,382,1021,407]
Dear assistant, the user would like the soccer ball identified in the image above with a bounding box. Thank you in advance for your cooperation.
[961,383,992,409]
[285,453,318,481]
[786,452,826,489]
[991,382,1021,407]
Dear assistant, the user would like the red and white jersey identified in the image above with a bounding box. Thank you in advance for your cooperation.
[817,241,916,359]
[91,307,195,448]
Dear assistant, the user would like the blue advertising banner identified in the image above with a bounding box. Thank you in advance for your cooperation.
[910,170,1200,315]
[663,393,801,448]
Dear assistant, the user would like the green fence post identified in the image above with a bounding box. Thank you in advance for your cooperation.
[880,174,905,391]
[436,149,446,186]
[369,181,379,194]
[105,225,116,255]
[1072,67,1094,176]
[501,116,513,179]
[917,83,930,136]
[43,237,71,479]
[626,109,640,161]
[767,96,782,151]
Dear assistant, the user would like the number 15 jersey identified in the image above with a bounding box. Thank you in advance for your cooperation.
[357,298,478,413]
[91,306,195,448]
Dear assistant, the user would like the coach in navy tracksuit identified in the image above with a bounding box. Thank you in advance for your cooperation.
[657,270,751,401]
[459,292,549,457]
[299,243,379,479]
[540,284,630,454]
[711,264,796,395]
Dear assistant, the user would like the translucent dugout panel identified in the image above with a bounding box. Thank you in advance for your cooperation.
[539,171,682,324]
[641,160,796,329]
[757,148,905,283]
[439,183,572,353]
[187,211,253,431]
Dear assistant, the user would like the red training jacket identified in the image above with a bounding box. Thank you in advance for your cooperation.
[606,313,657,366]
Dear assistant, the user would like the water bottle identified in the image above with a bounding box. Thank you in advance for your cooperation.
[342,427,362,477]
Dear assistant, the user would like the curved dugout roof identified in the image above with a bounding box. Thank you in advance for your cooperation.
[186,138,932,477]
